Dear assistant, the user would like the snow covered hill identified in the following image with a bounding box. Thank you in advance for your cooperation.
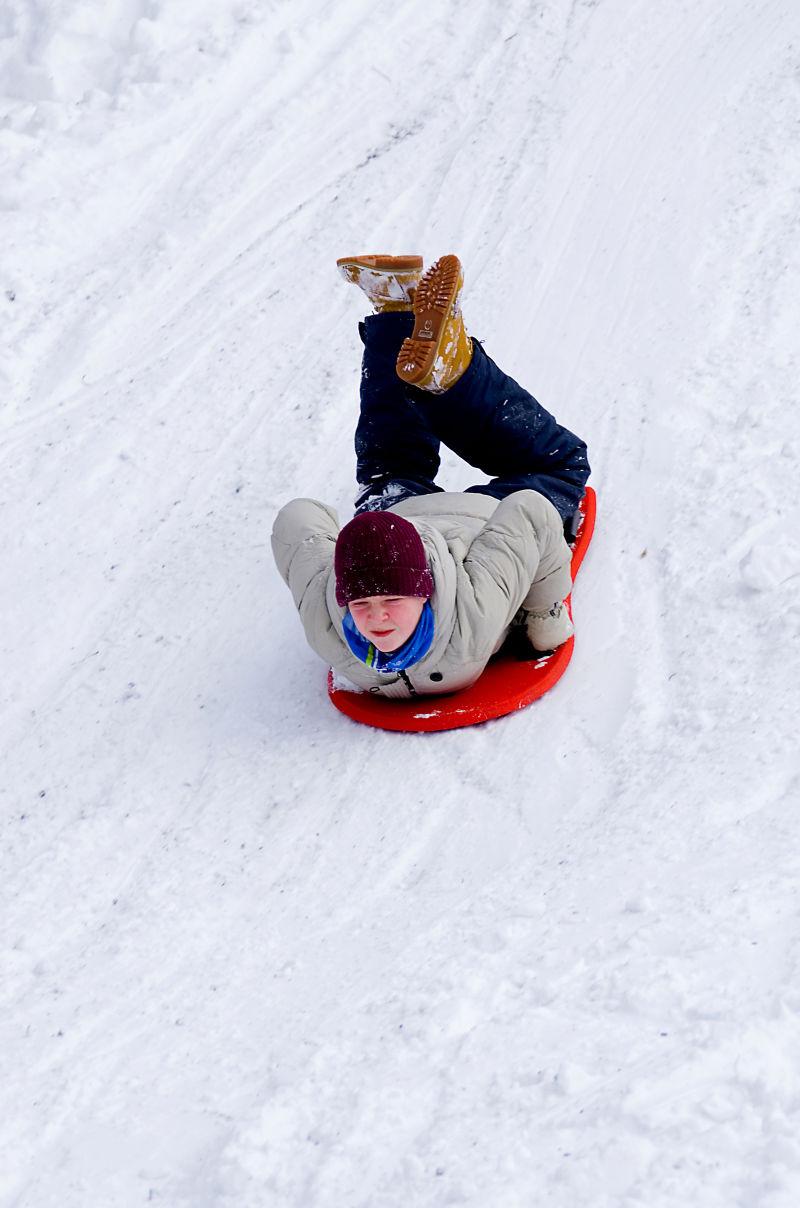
[2,1,800,1204]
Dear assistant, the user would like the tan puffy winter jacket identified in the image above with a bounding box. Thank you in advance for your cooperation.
[271,489,572,699]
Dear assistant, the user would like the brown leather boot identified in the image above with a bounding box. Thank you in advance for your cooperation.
[336,254,423,312]
[395,254,473,392]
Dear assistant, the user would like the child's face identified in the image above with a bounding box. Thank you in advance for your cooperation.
[348,595,426,652]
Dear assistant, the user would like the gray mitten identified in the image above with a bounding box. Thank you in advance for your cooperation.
[525,601,574,652]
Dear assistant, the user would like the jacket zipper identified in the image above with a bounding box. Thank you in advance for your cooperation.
[398,670,418,698]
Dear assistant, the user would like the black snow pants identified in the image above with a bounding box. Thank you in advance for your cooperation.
[354,312,590,525]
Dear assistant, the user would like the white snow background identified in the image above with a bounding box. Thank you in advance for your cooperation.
[2,0,800,1204]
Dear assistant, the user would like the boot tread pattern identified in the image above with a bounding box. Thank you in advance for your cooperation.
[396,255,463,387]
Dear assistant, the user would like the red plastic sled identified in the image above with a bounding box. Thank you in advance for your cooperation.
[327,487,596,732]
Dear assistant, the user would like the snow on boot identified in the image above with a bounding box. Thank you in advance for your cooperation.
[525,601,574,652]
[395,254,473,393]
[336,254,423,312]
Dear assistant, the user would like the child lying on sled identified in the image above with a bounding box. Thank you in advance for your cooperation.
[271,254,590,699]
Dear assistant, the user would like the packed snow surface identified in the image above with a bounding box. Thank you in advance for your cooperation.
[2,0,800,1204]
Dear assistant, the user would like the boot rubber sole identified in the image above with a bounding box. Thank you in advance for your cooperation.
[336,254,423,274]
[395,254,463,387]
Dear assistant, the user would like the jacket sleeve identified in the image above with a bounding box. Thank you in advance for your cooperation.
[271,498,340,631]
[461,490,572,651]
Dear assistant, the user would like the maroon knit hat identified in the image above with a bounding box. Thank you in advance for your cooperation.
[334,512,434,607]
